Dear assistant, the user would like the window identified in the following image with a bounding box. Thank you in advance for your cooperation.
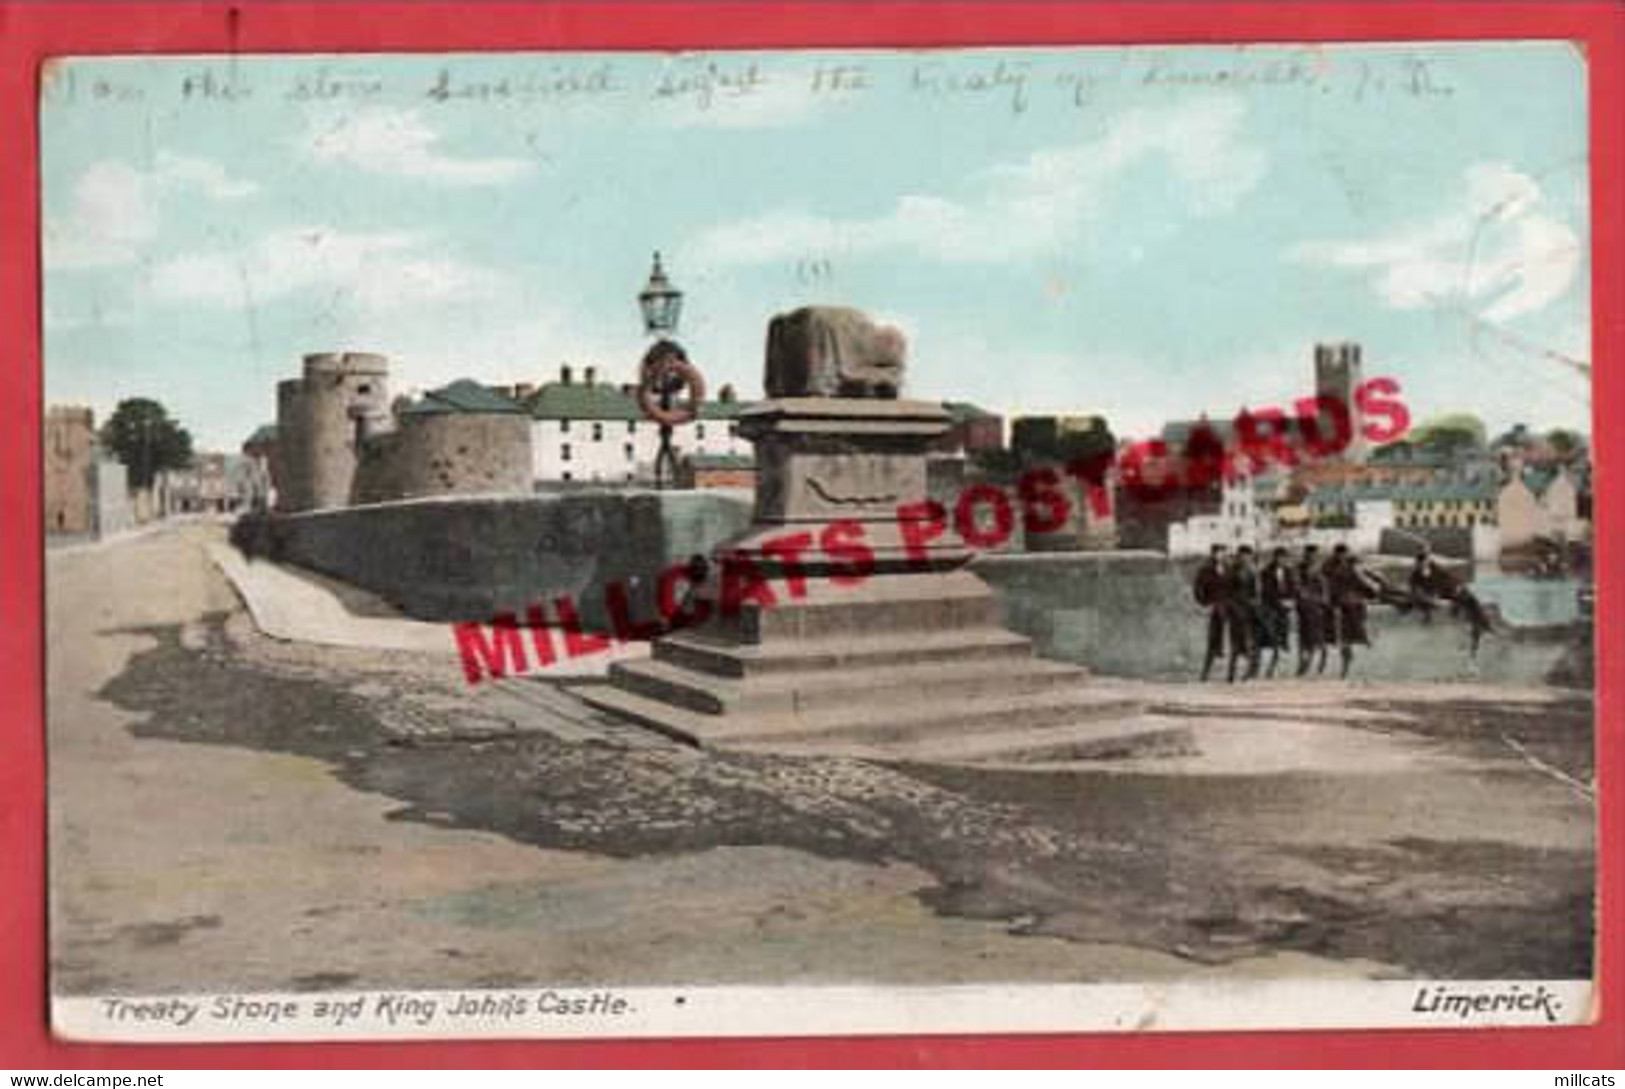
[628,421,637,434]
[563,471,572,481]
[560,418,571,433]
[728,423,738,437]
[696,424,706,440]
[624,443,634,461]
[592,422,603,442]
[561,443,572,462]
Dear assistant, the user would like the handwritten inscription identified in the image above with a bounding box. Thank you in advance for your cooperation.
[911,58,1032,114]
[181,68,251,102]
[809,63,869,95]
[42,50,1463,114]
[425,63,619,104]
[288,66,385,102]
[652,58,767,111]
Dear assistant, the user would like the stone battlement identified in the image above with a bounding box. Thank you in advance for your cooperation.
[302,351,390,378]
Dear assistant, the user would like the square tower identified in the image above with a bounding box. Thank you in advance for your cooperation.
[1313,341,1366,463]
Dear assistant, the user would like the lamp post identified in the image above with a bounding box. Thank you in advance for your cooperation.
[638,251,683,339]
[636,252,705,490]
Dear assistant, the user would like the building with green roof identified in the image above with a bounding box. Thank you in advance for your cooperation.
[522,364,754,484]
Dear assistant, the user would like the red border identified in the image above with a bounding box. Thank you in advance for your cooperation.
[2,1,1619,1070]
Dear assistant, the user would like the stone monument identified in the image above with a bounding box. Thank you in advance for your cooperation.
[581,307,1187,765]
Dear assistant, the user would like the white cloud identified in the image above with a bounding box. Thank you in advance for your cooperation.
[689,95,1265,266]
[148,225,506,317]
[44,152,257,269]
[1290,161,1583,324]
[144,222,628,397]
[153,151,259,201]
[300,107,530,185]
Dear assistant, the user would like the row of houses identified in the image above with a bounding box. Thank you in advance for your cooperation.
[1166,457,1587,561]
[45,405,263,540]
[503,365,753,485]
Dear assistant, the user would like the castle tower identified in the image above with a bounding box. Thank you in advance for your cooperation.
[1313,341,1366,463]
[278,352,390,511]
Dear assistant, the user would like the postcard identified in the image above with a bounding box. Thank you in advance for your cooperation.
[41,41,1596,1042]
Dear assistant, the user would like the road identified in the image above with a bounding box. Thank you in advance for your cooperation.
[47,523,1595,997]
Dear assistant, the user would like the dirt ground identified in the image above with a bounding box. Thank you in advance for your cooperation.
[47,523,1595,997]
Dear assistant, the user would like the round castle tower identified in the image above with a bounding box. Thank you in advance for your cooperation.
[276,352,391,512]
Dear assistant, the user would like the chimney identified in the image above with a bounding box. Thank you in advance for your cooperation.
[719,383,736,404]
[585,366,597,387]
[560,364,573,385]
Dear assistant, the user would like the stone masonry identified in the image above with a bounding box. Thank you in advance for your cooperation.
[582,309,1188,764]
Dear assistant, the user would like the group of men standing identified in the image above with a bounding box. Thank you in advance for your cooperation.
[1192,542,1492,682]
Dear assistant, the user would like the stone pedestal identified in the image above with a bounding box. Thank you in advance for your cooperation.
[581,397,1185,765]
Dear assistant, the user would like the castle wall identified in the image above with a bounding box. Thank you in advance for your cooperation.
[397,413,530,501]
[353,413,531,504]
[351,430,407,506]
[274,352,390,512]
[302,352,390,510]
[273,379,308,512]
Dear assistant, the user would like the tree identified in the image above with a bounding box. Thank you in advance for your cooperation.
[1409,413,1486,456]
[1546,428,1586,460]
[99,398,193,489]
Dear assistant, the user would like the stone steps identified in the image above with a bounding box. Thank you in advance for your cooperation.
[702,570,1004,643]
[654,626,1034,678]
[577,678,1149,755]
[609,652,1085,717]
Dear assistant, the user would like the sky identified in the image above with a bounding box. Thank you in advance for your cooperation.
[41,43,1592,452]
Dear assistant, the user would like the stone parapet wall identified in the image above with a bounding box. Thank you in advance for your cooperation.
[267,497,1584,685]
[269,491,754,625]
[973,550,1586,686]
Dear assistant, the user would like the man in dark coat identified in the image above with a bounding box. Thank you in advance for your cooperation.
[1227,545,1263,682]
[1295,544,1330,676]
[1194,544,1230,682]
[1409,547,1494,657]
[1327,544,1386,678]
[1258,546,1294,678]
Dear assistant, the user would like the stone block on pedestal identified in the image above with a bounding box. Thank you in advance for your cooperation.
[579,307,1189,765]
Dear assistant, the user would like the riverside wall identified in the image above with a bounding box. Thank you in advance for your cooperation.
[265,498,1587,686]
[972,551,1589,687]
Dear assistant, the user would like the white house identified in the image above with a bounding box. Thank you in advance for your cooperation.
[1168,472,1406,557]
[521,365,752,485]
[1166,473,1276,556]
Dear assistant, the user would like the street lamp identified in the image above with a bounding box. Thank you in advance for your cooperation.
[638,251,684,337]
[635,252,706,489]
